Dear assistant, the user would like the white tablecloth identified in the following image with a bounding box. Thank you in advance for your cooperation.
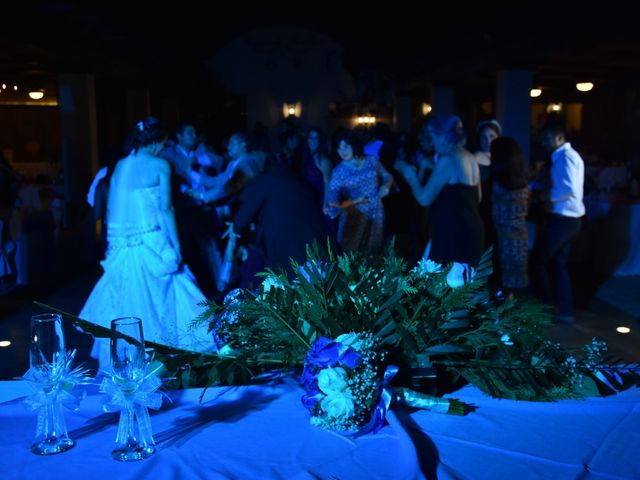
[1,380,639,479]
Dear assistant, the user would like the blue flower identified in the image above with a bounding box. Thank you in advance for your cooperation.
[300,364,319,389]
[306,337,363,369]
[306,337,341,368]
[301,387,324,410]
[223,288,243,305]
[340,347,362,369]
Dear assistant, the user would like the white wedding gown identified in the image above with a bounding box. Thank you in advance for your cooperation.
[79,184,213,370]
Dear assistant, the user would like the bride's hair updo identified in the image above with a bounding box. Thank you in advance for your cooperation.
[129,116,167,152]
[428,114,466,147]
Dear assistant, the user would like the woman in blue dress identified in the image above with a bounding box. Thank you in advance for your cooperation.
[326,130,393,253]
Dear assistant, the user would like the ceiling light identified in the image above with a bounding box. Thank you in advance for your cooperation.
[0,340,11,347]
[616,326,631,334]
[28,91,44,100]
[530,88,542,98]
[576,82,594,92]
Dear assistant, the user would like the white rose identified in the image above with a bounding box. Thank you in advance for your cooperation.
[321,392,355,419]
[317,367,349,394]
[335,332,362,350]
[500,334,514,346]
[262,276,284,293]
[446,262,475,288]
[260,277,284,300]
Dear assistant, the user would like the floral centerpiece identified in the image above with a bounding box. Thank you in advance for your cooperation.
[301,333,390,434]
[301,332,464,435]
[49,243,639,402]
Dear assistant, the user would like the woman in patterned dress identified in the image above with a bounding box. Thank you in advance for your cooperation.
[490,137,530,294]
[326,130,393,253]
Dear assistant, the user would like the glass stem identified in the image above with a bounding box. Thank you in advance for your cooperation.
[39,391,68,441]
[115,401,137,446]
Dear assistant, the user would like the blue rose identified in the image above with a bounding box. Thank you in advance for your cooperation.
[306,337,341,368]
[339,347,362,369]
[301,387,324,411]
[300,363,319,389]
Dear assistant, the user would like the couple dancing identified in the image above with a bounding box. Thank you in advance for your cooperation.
[79,117,213,369]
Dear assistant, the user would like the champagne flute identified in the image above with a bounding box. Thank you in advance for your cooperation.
[110,317,155,461]
[29,313,75,455]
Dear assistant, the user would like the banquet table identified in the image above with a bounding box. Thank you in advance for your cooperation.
[1,380,639,480]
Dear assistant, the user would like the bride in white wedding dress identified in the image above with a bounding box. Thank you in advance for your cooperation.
[79,117,213,369]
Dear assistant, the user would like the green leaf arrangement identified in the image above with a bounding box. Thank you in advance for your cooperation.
[189,243,639,401]
[39,243,640,401]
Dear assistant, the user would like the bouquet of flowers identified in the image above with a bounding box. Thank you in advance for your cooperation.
[301,332,465,436]
[301,333,388,434]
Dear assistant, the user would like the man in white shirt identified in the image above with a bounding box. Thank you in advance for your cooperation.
[533,122,585,323]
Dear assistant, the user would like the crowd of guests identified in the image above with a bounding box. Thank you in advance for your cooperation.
[79,112,588,363]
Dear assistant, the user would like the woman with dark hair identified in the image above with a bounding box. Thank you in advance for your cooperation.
[490,137,529,294]
[475,119,502,181]
[302,127,333,211]
[80,117,212,369]
[395,114,484,265]
[326,129,393,253]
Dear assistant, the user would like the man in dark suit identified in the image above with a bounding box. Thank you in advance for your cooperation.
[228,163,335,284]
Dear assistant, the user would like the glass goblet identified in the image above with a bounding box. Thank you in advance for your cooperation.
[29,313,75,455]
[110,317,155,461]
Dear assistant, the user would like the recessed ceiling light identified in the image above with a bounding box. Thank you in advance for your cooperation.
[616,326,631,334]
[576,82,594,92]
[0,340,11,347]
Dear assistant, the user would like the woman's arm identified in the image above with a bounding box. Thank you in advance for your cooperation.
[199,160,257,204]
[328,196,368,209]
[377,161,394,198]
[395,156,451,206]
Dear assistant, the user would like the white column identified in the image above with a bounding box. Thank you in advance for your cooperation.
[496,70,533,162]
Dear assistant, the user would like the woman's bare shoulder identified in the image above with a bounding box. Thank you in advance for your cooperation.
[142,154,170,173]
